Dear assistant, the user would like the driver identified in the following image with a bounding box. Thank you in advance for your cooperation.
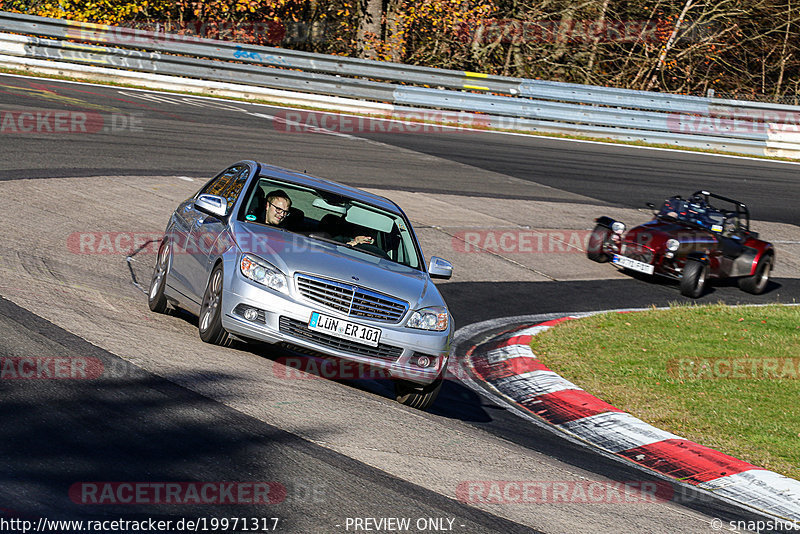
[661,197,682,218]
[686,196,709,227]
[264,189,292,226]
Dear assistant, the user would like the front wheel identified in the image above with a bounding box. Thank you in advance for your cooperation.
[394,376,443,410]
[680,260,708,298]
[738,254,773,295]
[587,224,613,263]
[148,239,170,313]
[199,264,231,346]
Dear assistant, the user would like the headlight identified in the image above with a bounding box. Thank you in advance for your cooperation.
[666,239,680,251]
[240,254,287,293]
[611,221,626,234]
[407,306,449,331]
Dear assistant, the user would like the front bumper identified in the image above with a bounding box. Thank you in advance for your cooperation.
[220,272,451,386]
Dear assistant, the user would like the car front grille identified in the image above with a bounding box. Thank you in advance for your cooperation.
[295,274,408,323]
[621,242,655,264]
[278,316,403,362]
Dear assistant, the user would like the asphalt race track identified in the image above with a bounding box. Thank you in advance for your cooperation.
[1,73,799,533]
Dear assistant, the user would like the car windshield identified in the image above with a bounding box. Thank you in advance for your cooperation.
[239,176,422,269]
[657,197,726,233]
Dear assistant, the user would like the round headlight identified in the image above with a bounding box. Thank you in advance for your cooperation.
[611,221,626,234]
[666,239,680,251]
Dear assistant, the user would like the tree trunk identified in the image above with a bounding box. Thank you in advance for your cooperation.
[775,0,792,98]
[585,0,610,84]
[385,0,404,62]
[357,0,383,60]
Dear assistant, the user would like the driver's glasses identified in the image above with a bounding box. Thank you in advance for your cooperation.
[269,202,289,216]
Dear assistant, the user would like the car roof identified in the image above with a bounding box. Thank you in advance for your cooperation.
[254,161,403,215]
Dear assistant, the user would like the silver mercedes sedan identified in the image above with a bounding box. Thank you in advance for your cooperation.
[148,160,453,409]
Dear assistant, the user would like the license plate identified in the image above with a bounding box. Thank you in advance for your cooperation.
[308,312,381,347]
[613,254,655,275]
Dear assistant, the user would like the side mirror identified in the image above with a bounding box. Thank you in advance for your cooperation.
[195,194,228,218]
[428,256,453,280]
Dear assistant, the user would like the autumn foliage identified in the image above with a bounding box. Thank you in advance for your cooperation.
[1,0,798,101]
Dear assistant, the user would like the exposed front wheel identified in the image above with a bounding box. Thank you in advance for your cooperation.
[148,239,170,313]
[738,254,773,295]
[680,260,708,298]
[394,376,443,410]
[199,264,231,346]
[587,224,613,263]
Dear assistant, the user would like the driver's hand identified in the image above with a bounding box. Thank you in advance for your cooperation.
[348,236,373,246]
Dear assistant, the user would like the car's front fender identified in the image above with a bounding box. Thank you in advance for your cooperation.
[685,251,709,265]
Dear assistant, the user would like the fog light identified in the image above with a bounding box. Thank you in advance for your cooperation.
[243,308,259,321]
[416,355,432,368]
[665,251,674,259]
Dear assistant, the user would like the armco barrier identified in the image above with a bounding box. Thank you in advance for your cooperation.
[1,11,800,158]
[0,11,522,95]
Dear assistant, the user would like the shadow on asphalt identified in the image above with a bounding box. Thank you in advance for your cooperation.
[0,296,530,533]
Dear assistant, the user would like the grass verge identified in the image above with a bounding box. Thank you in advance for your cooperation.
[529,303,800,479]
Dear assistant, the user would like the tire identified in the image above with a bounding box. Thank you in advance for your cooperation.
[148,239,170,313]
[587,224,612,263]
[680,260,708,298]
[394,376,443,410]
[738,254,773,295]
[198,264,231,346]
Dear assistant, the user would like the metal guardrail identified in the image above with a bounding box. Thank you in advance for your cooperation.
[0,11,799,158]
[2,32,398,101]
[394,86,770,141]
[0,11,522,95]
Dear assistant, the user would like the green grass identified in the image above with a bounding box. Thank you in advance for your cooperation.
[530,303,800,479]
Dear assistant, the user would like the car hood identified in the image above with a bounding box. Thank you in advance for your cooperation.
[626,220,717,249]
[231,224,441,309]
